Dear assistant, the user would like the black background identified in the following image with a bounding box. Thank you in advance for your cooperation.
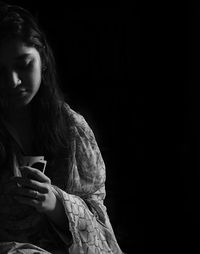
[178,8,200,251]
[150,8,200,252]
[2,2,141,253]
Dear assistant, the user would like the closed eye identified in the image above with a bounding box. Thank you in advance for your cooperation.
[15,60,32,70]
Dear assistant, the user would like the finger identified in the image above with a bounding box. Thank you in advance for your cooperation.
[14,195,40,207]
[20,166,51,183]
[14,187,45,201]
[14,177,49,194]
[20,166,50,183]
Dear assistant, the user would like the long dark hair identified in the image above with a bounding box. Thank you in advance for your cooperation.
[0,2,72,162]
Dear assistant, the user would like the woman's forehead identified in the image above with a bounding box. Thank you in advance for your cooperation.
[0,38,39,64]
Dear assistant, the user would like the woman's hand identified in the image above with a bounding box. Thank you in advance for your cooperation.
[12,166,69,230]
[13,166,57,214]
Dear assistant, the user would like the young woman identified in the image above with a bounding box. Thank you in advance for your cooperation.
[0,3,123,254]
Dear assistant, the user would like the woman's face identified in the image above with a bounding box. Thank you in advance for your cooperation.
[0,38,42,108]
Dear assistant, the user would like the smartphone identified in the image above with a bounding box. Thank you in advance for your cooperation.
[31,161,47,173]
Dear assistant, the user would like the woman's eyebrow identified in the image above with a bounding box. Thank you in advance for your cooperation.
[15,53,32,60]
[0,53,32,67]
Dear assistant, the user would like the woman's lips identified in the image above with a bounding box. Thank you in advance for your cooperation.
[16,88,26,93]
[10,88,28,98]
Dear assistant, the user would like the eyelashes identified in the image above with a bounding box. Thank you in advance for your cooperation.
[15,60,32,70]
[0,61,32,76]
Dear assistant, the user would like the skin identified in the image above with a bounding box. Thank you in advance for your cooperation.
[0,38,42,114]
[0,38,68,231]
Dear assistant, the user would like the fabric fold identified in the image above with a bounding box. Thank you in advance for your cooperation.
[0,106,123,254]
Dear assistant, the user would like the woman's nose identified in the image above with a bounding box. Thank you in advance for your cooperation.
[8,71,21,88]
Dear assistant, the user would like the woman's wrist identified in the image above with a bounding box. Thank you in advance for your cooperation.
[45,195,68,230]
[44,189,68,230]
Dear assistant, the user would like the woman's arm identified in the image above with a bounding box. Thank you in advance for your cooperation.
[43,187,69,231]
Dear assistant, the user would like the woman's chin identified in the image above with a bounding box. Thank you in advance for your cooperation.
[9,93,33,106]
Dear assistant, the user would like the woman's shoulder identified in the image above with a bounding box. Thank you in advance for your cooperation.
[63,103,89,127]
[63,103,94,138]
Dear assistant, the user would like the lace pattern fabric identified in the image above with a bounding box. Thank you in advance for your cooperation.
[0,106,123,254]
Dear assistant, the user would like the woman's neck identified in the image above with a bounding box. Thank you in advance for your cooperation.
[4,106,35,155]
[5,105,31,125]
